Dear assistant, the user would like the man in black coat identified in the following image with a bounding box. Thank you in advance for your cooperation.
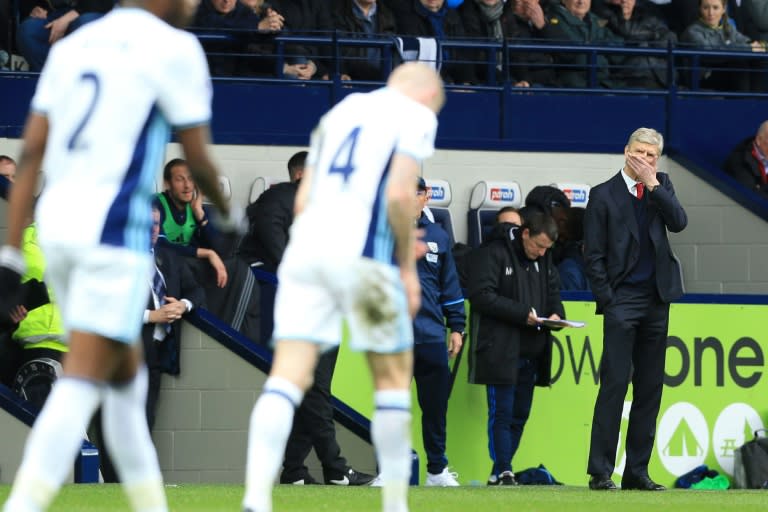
[584,127,687,491]
[467,206,564,486]
[723,121,768,200]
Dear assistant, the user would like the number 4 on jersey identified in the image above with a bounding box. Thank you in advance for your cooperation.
[328,126,361,183]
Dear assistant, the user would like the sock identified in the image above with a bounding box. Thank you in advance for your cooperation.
[3,378,103,512]
[242,376,303,512]
[103,366,167,512]
[372,390,411,512]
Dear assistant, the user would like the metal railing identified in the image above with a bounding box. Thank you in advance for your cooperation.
[187,28,768,94]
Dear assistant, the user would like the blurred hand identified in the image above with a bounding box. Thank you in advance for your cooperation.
[258,9,284,31]
[9,305,28,324]
[626,153,658,186]
[400,268,421,319]
[151,298,186,324]
[46,10,78,44]
[30,6,48,19]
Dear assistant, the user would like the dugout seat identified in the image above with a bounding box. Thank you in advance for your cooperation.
[554,182,591,208]
[423,178,455,246]
[248,176,286,203]
[467,180,523,247]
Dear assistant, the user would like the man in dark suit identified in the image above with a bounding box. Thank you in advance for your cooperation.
[583,127,687,491]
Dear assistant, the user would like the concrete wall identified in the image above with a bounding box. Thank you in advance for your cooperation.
[152,322,378,483]
[3,136,765,294]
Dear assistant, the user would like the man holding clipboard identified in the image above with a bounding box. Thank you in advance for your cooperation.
[467,206,566,486]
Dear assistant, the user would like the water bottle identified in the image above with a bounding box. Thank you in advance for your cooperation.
[74,440,100,484]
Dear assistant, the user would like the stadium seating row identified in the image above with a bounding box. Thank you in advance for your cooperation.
[244,176,591,249]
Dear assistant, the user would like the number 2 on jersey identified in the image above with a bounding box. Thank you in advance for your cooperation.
[67,72,101,151]
[328,126,361,183]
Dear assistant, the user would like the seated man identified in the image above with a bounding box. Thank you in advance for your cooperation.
[154,158,228,288]
[723,120,768,199]
[331,0,398,81]
[16,0,114,71]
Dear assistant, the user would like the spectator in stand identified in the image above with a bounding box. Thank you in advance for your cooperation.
[592,0,677,89]
[723,120,768,199]
[390,0,478,84]
[0,154,16,182]
[412,177,465,487]
[459,0,558,86]
[193,0,289,77]
[680,0,766,92]
[467,206,565,486]
[538,0,625,88]
[16,0,114,72]
[240,0,334,80]
[154,158,229,288]
[332,0,398,80]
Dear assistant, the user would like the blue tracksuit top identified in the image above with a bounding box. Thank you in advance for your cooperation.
[413,213,466,344]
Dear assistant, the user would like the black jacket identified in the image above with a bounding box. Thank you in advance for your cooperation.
[583,171,688,312]
[458,0,557,86]
[723,136,768,199]
[594,1,677,88]
[239,181,297,272]
[392,0,477,84]
[467,223,564,386]
[332,0,398,80]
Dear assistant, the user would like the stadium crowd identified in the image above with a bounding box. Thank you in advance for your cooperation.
[2,0,768,91]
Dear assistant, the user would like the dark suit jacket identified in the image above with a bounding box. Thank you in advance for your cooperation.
[143,246,206,375]
[583,171,687,312]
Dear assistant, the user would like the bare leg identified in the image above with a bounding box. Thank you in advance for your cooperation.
[367,350,413,512]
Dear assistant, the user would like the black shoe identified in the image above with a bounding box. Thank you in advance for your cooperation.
[279,472,319,485]
[499,471,517,486]
[589,474,618,490]
[621,475,666,491]
[325,468,375,486]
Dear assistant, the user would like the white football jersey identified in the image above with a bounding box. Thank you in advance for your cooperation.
[289,87,437,266]
[32,8,212,252]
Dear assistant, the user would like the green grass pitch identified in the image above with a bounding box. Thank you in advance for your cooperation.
[2,484,768,511]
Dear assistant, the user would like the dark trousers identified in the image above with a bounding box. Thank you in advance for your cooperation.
[587,284,669,479]
[281,347,347,482]
[413,342,450,475]
[485,358,537,476]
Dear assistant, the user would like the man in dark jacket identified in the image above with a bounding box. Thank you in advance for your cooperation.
[412,177,466,486]
[592,0,677,89]
[723,120,768,200]
[238,151,306,271]
[539,0,624,88]
[332,0,398,80]
[467,206,564,486]
[584,127,687,492]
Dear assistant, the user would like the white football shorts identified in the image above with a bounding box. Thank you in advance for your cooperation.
[273,255,413,354]
[40,242,152,345]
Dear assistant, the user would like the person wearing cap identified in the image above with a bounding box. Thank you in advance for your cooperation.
[411,176,466,486]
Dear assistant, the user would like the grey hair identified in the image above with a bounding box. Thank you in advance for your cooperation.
[627,127,663,154]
